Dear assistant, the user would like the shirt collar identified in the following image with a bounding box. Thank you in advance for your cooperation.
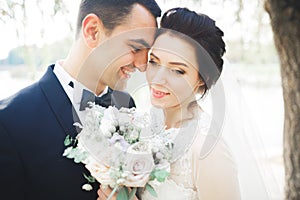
[53,60,76,88]
[54,60,109,104]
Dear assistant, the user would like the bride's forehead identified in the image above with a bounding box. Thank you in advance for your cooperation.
[151,35,198,65]
[153,33,192,49]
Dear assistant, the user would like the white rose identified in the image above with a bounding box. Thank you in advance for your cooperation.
[124,172,150,187]
[123,142,155,187]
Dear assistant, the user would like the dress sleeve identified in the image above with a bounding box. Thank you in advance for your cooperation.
[191,135,241,200]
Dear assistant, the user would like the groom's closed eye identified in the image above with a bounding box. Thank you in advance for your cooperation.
[127,39,151,54]
[129,39,151,49]
[128,44,143,53]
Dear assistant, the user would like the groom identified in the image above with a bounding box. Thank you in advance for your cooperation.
[0,1,161,200]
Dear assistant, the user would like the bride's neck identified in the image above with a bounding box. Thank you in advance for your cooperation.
[164,102,198,129]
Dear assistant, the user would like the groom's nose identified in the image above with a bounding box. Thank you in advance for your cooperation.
[133,51,148,72]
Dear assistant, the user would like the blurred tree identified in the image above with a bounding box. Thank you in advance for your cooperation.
[2,38,72,67]
[0,0,71,78]
[265,0,300,199]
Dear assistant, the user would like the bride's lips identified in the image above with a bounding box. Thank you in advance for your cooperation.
[151,87,170,99]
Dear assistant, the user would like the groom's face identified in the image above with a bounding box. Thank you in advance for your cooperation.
[97,4,157,91]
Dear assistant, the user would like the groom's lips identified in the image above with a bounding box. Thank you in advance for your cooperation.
[151,87,169,99]
[120,66,135,79]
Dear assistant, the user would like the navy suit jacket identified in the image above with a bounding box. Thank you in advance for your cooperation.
[0,65,135,200]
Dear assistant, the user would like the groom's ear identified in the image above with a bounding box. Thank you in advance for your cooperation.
[82,13,105,48]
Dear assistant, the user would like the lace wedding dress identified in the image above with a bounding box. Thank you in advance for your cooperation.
[141,108,241,200]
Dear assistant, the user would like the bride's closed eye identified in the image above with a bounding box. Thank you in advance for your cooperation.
[149,60,160,67]
[149,60,186,75]
[171,68,185,75]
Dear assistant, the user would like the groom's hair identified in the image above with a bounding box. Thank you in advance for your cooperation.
[76,0,161,37]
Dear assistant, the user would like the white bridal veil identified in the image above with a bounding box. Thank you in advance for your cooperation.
[199,63,282,200]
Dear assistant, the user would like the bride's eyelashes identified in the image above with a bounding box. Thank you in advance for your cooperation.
[149,59,159,66]
[171,68,185,75]
[149,59,186,75]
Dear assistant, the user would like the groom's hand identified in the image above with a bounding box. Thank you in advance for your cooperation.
[97,185,139,200]
[97,185,113,200]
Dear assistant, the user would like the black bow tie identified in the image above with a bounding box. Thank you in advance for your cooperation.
[79,89,113,111]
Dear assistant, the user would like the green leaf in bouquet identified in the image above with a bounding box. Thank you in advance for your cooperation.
[67,147,78,158]
[145,183,157,197]
[155,170,170,182]
[150,169,170,182]
[116,186,129,200]
[64,135,73,146]
[128,187,137,200]
[62,146,73,157]
[73,150,88,163]
[83,173,95,183]
[63,146,88,164]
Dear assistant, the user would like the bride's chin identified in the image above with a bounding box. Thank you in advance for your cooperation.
[150,100,165,109]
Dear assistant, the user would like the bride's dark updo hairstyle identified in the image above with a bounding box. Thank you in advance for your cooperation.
[158,7,226,96]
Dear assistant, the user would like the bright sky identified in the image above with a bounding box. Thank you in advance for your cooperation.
[0,0,272,59]
[0,0,80,59]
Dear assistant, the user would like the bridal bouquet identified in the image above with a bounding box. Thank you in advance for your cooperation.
[63,103,174,199]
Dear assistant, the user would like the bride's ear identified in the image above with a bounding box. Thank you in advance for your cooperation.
[194,80,206,93]
[81,14,105,48]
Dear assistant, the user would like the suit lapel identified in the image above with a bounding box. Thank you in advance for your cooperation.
[38,65,79,137]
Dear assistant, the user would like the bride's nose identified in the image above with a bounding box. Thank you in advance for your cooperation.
[150,66,167,85]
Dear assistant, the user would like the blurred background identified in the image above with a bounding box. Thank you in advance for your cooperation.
[0,0,284,199]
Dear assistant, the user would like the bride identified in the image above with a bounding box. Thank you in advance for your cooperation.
[98,7,241,200]
[98,7,274,200]
[140,7,241,200]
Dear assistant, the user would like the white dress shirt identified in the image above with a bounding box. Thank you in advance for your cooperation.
[53,60,108,122]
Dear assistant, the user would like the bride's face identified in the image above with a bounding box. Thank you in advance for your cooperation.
[146,33,202,109]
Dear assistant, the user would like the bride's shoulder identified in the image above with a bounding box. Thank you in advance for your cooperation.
[190,110,234,163]
[191,133,238,178]
[191,134,231,160]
